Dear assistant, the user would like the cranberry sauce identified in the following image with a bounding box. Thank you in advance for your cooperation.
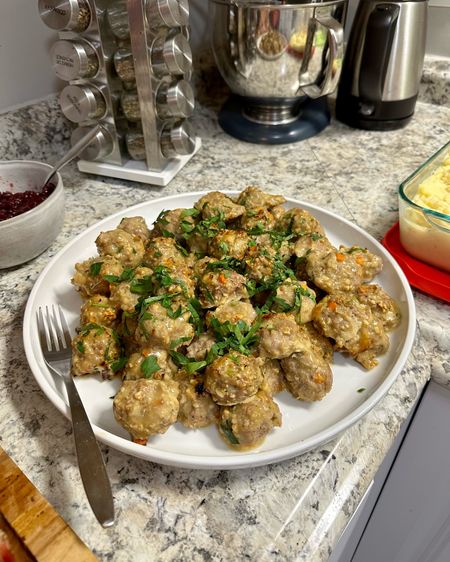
[0,183,56,221]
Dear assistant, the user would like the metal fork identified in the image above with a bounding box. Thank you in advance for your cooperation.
[37,305,115,528]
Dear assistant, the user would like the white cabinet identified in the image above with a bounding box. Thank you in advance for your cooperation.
[331,381,450,562]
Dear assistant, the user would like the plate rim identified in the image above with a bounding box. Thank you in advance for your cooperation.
[23,191,416,469]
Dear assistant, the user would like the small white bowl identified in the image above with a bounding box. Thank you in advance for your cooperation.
[0,160,65,269]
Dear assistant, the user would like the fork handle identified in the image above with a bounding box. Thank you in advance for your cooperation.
[48,365,115,527]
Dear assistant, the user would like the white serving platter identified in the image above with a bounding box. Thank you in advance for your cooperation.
[23,192,416,469]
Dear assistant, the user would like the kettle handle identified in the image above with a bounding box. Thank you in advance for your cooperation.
[358,4,400,101]
[299,14,344,99]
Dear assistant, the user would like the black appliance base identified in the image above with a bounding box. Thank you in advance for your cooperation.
[218,96,330,145]
[335,94,417,131]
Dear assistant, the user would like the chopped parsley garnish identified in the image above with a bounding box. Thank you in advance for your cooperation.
[346,246,368,254]
[221,420,239,445]
[76,340,85,354]
[79,323,105,336]
[140,355,161,378]
[111,356,127,373]
[357,387,366,393]
[103,267,136,284]
[89,261,103,276]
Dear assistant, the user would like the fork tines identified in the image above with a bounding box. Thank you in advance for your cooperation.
[37,305,72,352]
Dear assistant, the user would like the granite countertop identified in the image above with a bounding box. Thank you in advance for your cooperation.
[0,60,449,561]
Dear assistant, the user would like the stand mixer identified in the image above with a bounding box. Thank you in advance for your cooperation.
[209,0,347,144]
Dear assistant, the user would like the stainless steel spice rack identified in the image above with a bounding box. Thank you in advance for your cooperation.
[39,0,200,186]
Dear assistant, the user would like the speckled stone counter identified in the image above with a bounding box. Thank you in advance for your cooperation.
[1,59,449,561]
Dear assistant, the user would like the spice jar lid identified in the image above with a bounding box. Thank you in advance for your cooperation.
[160,119,195,157]
[71,125,114,161]
[157,79,195,119]
[163,34,192,76]
[60,84,106,123]
[146,0,190,28]
[38,0,91,32]
[50,40,99,81]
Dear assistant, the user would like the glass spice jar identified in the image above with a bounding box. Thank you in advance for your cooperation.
[106,0,130,39]
[121,91,141,122]
[38,0,92,33]
[126,130,146,160]
[51,39,100,82]
[114,48,135,82]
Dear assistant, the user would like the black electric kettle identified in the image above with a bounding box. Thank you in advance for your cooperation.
[336,0,427,130]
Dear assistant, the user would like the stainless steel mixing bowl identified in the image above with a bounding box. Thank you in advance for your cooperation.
[209,0,346,124]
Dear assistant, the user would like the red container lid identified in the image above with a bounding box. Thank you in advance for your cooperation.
[382,222,450,303]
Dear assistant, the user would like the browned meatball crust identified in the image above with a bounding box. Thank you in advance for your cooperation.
[281,351,333,402]
[237,186,286,210]
[80,295,118,328]
[205,352,263,405]
[312,293,389,369]
[198,269,248,308]
[195,192,245,221]
[276,208,325,237]
[258,313,305,359]
[118,216,150,243]
[178,375,219,429]
[306,246,383,294]
[143,236,189,270]
[135,302,194,350]
[356,284,401,331]
[152,208,197,241]
[71,323,122,378]
[72,255,124,297]
[218,391,282,450]
[113,379,179,442]
[209,229,249,260]
[206,300,257,327]
[96,228,145,268]
[260,358,285,396]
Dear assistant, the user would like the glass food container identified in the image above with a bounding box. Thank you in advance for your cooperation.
[398,140,450,272]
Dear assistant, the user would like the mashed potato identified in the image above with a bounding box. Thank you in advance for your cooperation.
[413,155,450,216]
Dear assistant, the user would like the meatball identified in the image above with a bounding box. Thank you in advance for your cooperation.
[356,284,401,331]
[118,216,150,243]
[135,302,194,350]
[205,352,263,405]
[206,300,257,327]
[306,246,383,293]
[312,293,390,369]
[113,379,179,443]
[260,358,285,396]
[122,349,176,381]
[110,266,153,313]
[274,279,316,323]
[281,351,333,402]
[71,324,122,378]
[301,322,334,363]
[153,263,196,300]
[153,208,197,241]
[143,236,188,270]
[178,375,219,429]
[294,233,334,259]
[194,191,245,221]
[240,208,276,231]
[80,295,118,328]
[209,229,249,260]
[258,313,305,359]
[244,252,275,282]
[186,332,216,361]
[198,269,248,308]
[96,228,145,268]
[72,255,123,297]
[218,391,281,450]
[276,208,324,237]
[237,186,285,210]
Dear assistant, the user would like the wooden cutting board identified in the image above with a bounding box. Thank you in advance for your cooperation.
[0,447,98,562]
